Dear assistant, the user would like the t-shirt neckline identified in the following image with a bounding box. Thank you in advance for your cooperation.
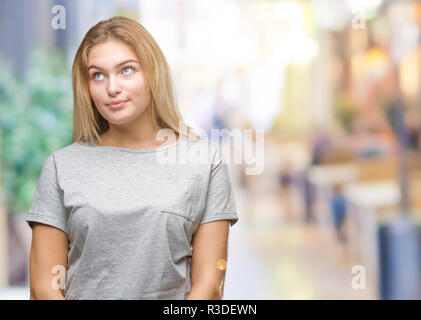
[78,134,182,154]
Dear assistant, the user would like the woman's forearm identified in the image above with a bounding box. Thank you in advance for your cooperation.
[30,287,65,300]
[186,283,221,300]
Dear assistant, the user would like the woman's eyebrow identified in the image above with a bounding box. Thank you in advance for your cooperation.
[88,59,139,71]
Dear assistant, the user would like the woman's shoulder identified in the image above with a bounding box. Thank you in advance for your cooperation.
[49,140,90,160]
[180,134,225,167]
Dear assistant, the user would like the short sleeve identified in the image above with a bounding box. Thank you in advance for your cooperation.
[199,148,239,227]
[26,153,67,234]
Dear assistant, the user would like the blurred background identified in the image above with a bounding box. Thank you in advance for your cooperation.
[1,0,421,299]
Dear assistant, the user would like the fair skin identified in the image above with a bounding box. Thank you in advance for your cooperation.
[29,224,67,299]
[88,40,175,149]
[29,39,230,300]
[187,220,230,299]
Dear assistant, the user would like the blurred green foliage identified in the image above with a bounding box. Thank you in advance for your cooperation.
[0,47,73,214]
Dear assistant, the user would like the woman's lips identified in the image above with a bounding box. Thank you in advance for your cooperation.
[108,99,128,109]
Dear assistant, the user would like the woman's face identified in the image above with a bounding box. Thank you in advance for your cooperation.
[87,40,150,126]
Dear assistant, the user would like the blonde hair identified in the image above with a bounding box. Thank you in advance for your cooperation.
[72,16,201,143]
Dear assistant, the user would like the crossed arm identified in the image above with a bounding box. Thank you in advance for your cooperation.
[187,220,230,300]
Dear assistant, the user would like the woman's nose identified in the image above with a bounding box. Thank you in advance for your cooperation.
[107,75,122,96]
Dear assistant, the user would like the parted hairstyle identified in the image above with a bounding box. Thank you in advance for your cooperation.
[71,16,200,143]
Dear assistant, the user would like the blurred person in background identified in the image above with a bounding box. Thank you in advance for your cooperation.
[330,184,347,245]
[278,160,295,222]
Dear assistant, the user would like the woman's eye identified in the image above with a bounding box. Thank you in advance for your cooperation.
[93,72,103,80]
[122,67,133,75]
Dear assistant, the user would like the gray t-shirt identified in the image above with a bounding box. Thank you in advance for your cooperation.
[26,133,239,300]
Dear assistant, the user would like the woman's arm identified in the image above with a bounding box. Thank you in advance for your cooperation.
[29,223,68,300]
[187,220,230,300]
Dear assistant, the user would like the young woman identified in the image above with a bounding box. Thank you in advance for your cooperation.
[26,16,239,300]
